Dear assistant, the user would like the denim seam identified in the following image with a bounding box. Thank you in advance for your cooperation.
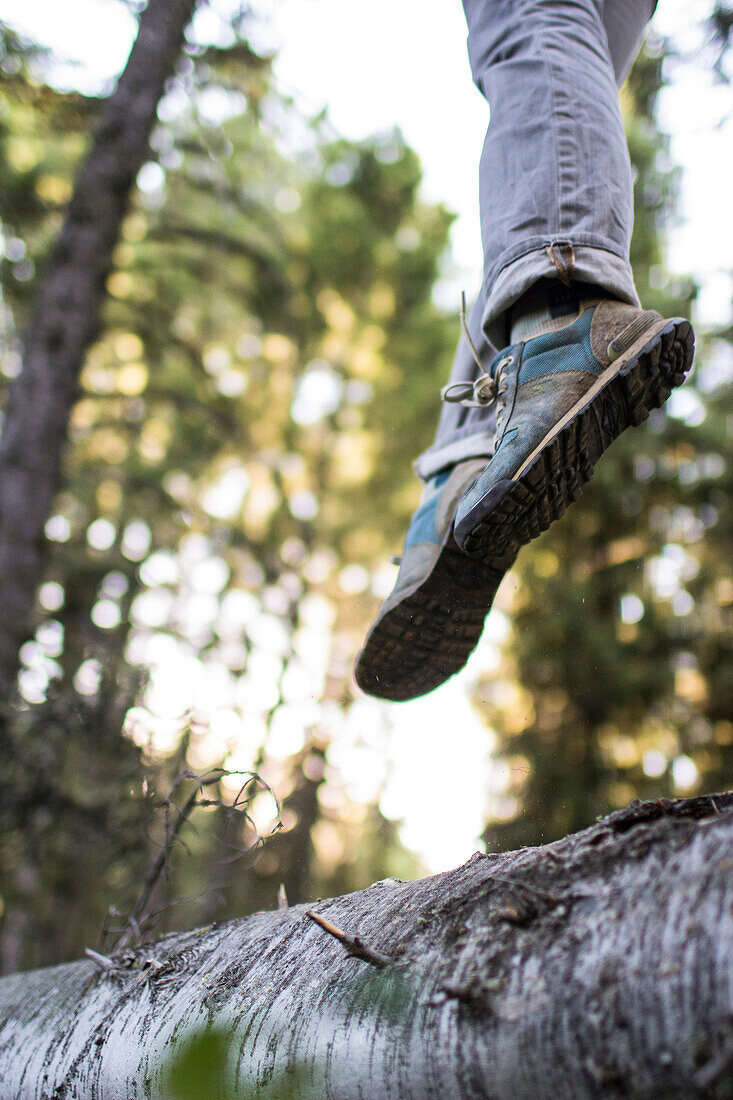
[549,40,579,235]
[546,52,563,236]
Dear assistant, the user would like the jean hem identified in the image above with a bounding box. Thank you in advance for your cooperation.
[414,432,494,482]
[481,240,640,348]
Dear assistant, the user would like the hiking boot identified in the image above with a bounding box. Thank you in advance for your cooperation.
[454,301,694,562]
[354,460,517,701]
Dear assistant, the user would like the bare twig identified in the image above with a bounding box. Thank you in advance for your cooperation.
[305,910,391,969]
[277,884,288,911]
[110,768,276,951]
[85,948,116,973]
[118,777,203,945]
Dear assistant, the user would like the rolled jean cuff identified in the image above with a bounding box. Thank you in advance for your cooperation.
[414,429,495,482]
[481,241,640,349]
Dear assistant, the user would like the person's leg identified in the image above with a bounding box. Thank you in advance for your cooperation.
[466,0,651,349]
[415,0,655,481]
[413,291,497,481]
[355,0,693,702]
[354,291,511,702]
[603,0,659,86]
[452,0,693,559]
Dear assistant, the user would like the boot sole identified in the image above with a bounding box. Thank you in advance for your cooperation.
[455,318,695,565]
[354,534,516,702]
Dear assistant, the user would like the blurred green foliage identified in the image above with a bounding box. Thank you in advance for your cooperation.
[165,1028,240,1100]
[0,14,443,969]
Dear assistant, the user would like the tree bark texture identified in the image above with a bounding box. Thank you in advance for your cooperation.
[0,794,731,1099]
[0,0,198,697]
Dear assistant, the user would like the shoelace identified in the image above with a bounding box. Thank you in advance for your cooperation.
[440,292,511,408]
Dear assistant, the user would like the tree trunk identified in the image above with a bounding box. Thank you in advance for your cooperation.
[0,794,730,1099]
[0,0,198,698]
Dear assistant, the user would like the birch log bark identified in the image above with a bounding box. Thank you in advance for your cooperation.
[0,794,730,1099]
[0,0,198,699]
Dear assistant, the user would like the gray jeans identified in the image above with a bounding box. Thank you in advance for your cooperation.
[415,0,657,481]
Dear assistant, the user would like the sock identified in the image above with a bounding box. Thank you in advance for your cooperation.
[509,279,608,344]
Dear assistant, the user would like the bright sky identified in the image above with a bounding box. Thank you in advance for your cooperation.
[267,0,487,301]
[0,0,729,873]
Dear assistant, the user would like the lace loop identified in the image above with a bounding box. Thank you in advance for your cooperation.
[441,376,497,407]
[440,291,501,408]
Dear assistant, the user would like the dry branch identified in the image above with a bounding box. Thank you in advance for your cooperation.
[0,794,731,1098]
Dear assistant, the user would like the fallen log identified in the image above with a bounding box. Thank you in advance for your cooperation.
[0,793,731,1099]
